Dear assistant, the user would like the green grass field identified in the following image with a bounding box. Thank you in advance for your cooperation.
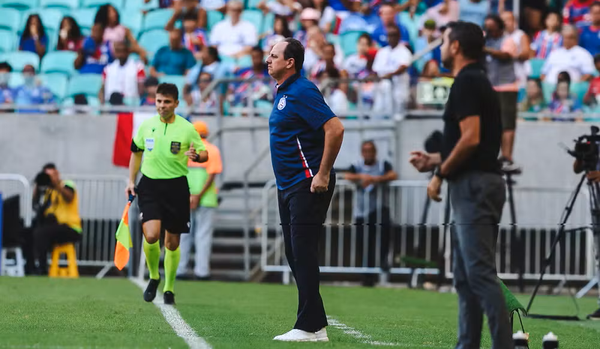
[1,277,599,349]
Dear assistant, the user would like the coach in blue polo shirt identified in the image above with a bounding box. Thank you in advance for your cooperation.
[267,38,345,343]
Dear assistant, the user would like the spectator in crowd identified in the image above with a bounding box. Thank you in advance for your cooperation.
[56,16,83,52]
[171,0,209,29]
[502,11,532,88]
[95,4,147,63]
[583,54,600,107]
[0,62,14,107]
[151,29,196,77]
[415,19,442,72]
[261,15,292,55]
[372,25,412,114]
[75,23,113,74]
[457,0,489,27]
[140,77,159,106]
[549,78,582,116]
[13,65,56,113]
[166,9,208,61]
[519,77,547,113]
[304,26,344,74]
[20,14,48,58]
[100,42,146,105]
[177,121,222,280]
[312,0,337,33]
[257,0,300,17]
[309,43,342,79]
[420,0,459,29]
[343,33,375,77]
[541,25,595,84]
[229,46,270,107]
[195,0,226,12]
[531,11,563,59]
[371,3,410,48]
[184,72,219,114]
[210,1,258,58]
[339,0,369,34]
[344,140,397,287]
[295,7,321,47]
[563,0,594,28]
[421,59,441,78]
[317,67,349,115]
[484,14,519,167]
[185,46,228,92]
[579,2,600,57]
[31,163,82,275]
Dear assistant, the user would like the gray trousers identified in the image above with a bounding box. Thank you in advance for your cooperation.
[176,206,215,278]
[449,171,513,349]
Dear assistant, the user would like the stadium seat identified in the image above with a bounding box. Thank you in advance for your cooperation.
[121,10,142,39]
[246,0,262,9]
[40,0,79,14]
[41,50,77,76]
[207,10,223,32]
[7,72,24,88]
[125,0,158,11]
[5,51,40,71]
[529,58,544,79]
[571,81,590,102]
[38,73,68,99]
[0,8,22,32]
[262,12,274,35]
[142,9,174,33]
[139,29,169,61]
[326,33,340,46]
[237,55,252,69]
[0,30,17,53]
[541,82,554,103]
[398,12,420,45]
[82,0,123,9]
[0,0,38,11]
[159,75,186,93]
[340,31,365,57]
[66,74,103,98]
[71,8,96,32]
[240,10,263,33]
[20,8,64,33]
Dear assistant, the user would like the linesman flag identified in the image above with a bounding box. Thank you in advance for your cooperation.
[114,195,135,270]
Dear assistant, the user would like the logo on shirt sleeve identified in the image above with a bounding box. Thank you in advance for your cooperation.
[277,95,287,110]
[170,141,181,154]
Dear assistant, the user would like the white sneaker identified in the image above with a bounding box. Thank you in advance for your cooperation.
[273,328,329,342]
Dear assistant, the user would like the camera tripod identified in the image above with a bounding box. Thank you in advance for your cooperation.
[525,172,600,320]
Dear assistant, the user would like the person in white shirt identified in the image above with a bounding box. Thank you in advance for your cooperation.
[372,25,412,116]
[317,66,349,115]
[99,41,146,105]
[343,33,372,77]
[303,26,344,74]
[210,1,258,58]
[541,25,595,84]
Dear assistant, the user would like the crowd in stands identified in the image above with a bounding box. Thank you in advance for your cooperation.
[1,0,600,119]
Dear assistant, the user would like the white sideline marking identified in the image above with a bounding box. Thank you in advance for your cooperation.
[130,277,212,349]
[327,316,450,348]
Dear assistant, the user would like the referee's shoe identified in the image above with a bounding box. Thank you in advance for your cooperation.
[144,278,161,302]
[273,328,328,342]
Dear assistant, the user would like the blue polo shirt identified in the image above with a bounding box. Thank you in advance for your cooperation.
[269,74,336,190]
[579,25,600,57]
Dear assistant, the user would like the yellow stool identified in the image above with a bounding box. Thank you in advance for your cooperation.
[49,243,79,278]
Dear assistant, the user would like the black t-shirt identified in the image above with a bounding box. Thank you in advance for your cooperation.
[441,63,502,177]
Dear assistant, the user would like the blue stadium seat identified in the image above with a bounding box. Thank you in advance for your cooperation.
[0,8,22,32]
[207,10,223,32]
[571,81,590,102]
[139,29,169,60]
[5,51,40,71]
[38,73,68,99]
[125,0,158,11]
[0,0,38,11]
[142,9,174,33]
[262,12,274,35]
[20,8,64,33]
[529,58,544,79]
[542,82,554,103]
[7,72,24,88]
[41,51,77,76]
[71,8,96,32]
[246,0,262,9]
[237,55,252,69]
[67,73,103,97]
[121,10,142,39]
[398,12,420,45]
[240,10,263,33]
[40,0,79,14]
[326,33,340,46]
[340,31,365,57]
[0,30,17,53]
[82,0,123,9]
[159,75,186,93]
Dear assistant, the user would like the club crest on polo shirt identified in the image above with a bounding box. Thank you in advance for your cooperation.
[277,95,287,110]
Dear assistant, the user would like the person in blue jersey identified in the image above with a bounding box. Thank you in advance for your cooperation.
[266,38,345,342]
[579,2,600,57]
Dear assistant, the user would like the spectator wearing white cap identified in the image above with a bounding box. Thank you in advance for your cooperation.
[210,1,258,58]
[295,8,321,47]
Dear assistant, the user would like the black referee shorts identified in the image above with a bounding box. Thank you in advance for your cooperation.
[137,175,191,234]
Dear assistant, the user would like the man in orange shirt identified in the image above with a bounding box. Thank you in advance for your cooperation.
[176,121,223,280]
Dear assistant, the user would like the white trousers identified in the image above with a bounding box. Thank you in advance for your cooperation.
[176,206,215,277]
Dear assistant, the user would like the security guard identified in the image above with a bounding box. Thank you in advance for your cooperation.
[126,83,208,305]
[267,38,345,342]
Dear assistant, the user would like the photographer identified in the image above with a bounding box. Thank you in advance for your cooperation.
[31,163,82,275]
[573,157,600,320]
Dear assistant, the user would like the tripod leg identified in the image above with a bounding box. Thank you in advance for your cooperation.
[526,174,587,313]
[505,173,523,292]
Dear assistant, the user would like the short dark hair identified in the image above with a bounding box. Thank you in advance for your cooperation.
[592,1,600,10]
[358,33,372,45]
[362,140,376,149]
[446,21,485,61]
[0,62,12,72]
[182,10,197,22]
[485,14,505,31]
[252,45,263,54]
[283,38,304,74]
[207,46,220,61]
[157,83,179,100]
[42,163,56,171]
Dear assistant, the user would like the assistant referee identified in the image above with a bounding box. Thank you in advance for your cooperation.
[126,83,208,305]
[409,22,512,348]
[267,38,344,342]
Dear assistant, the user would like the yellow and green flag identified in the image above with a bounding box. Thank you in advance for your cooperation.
[114,198,134,270]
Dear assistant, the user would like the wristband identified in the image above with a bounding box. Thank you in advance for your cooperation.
[434,166,445,179]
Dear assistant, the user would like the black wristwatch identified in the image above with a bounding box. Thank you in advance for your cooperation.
[434,166,445,180]
[193,153,200,162]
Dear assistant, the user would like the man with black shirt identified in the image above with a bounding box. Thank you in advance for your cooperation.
[409,21,512,349]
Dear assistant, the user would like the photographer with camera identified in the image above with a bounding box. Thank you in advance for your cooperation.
[30,163,82,275]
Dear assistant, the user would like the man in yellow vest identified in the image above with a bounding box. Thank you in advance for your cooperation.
[32,163,82,275]
[177,121,223,280]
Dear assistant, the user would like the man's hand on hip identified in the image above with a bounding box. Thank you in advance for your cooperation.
[311,172,330,193]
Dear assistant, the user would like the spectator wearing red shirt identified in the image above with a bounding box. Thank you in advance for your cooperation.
[583,55,600,106]
[563,0,595,28]
[56,16,83,52]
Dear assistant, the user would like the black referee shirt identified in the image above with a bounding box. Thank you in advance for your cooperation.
[441,63,502,178]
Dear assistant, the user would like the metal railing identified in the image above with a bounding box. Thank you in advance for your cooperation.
[260,179,597,284]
